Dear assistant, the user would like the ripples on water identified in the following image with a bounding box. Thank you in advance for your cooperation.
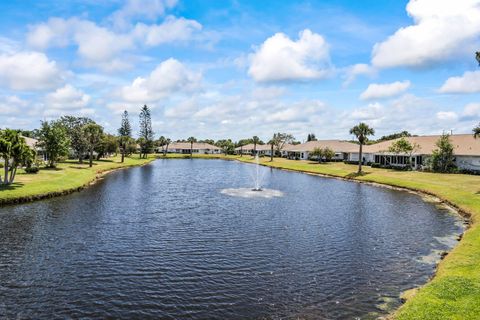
[0,159,464,319]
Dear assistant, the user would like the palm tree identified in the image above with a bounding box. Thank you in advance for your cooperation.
[187,136,197,157]
[164,138,171,156]
[349,122,375,174]
[252,136,260,156]
[473,123,480,138]
[83,123,104,167]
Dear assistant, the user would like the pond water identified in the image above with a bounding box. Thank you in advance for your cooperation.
[0,159,464,319]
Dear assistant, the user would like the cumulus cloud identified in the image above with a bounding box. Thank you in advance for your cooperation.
[0,51,63,90]
[106,58,201,114]
[248,29,331,82]
[133,16,201,46]
[110,0,178,30]
[372,0,480,68]
[436,111,458,121]
[0,95,28,114]
[461,103,480,120]
[438,71,480,93]
[46,84,91,109]
[26,15,202,71]
[343,63,376,87]
[360,81,411,100]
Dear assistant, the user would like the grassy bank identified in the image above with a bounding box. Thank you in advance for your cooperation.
[171,154,480,319]
[0,155,157,205]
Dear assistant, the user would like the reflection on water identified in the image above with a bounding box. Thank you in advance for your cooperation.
[220,187,284,198]
[0,159,464,319]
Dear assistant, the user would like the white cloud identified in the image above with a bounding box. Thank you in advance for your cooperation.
[350,102,384,121]
[343,63,376,87]
[461,103,480,120]
[0,51,63,90]
[372,0,480,68]
[106,58,201,114]
[133,16,202,46]
[26,15,201,71]
[248,29,331,82]
[0,95,28,114]
[360,81,411,100]
[438,71,480,93]
[110,0,178,30]
[46,84,91,109]
[436,111,458,121]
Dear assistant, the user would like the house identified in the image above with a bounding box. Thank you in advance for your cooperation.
[166,142,222,154]
[234,143,271,155]
[283,140,359,160]
[359,134,480,170]
[234,143,294,156]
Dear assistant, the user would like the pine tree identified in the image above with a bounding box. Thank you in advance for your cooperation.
[139,105,154,158]
[118,110,132,163]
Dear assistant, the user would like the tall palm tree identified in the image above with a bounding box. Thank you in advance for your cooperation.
[473,123,480,138]
[349,122,375,174]
[187,136,197,157]
[252,136,260,156]
[164,138,171,156]
[83,123,104,167]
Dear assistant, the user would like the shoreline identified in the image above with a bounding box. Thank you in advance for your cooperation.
[0,156,158,207]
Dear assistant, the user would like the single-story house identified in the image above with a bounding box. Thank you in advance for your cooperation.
[234,143,271,155]
[360,134,480,171]
[234,143,294,156]
[283,140,359,160]
[166,142,222,154]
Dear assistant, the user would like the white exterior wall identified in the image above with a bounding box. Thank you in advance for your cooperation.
[348,152,374,163]
[456,156,480,171]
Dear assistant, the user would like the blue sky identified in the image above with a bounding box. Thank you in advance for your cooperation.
[0,0,479,142]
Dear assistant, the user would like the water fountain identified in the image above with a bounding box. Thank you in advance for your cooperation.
[251,154,263,191]
[220,153,283,198]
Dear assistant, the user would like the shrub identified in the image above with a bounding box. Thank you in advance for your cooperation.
[370,163,382,168]
[25,166,39,174]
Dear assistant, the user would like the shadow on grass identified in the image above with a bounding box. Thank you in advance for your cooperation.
[345,171,371,179]
[40,167,64,171]
[0,182,24,190]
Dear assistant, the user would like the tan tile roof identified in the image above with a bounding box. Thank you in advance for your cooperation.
[363,134,480,156]
[21,136,38,149]
[169,142,221,150]
[284,140,359,153]
[235,143,295,151]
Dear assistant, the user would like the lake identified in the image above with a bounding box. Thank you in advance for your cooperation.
[0,159,463,319]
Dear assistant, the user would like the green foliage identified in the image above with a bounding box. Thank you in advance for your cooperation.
[307,133,317,141]
[0,129,36,184]
[37,121,70,168]
[83,123,104,167]
[473,123,480,139]
[349,122,375,173]
[311,146,335,162]
[388,137,420,160]
[377,131,412,142]
[139,105,154,158]
[58,116,94,162]
[216,139,235,155]
[429,133,456,173]
[271,132,294,153]
[95,134,118,159]
[118,110,132,162]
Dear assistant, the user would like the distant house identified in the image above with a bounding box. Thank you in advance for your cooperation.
[358,134,480,171]
[167,142,222,154]
[234,143,270,155]
[283,140,359,160]
[235,143,294,156]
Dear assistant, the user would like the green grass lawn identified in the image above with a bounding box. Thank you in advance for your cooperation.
[0,155,157,204]
[177,154,480,319]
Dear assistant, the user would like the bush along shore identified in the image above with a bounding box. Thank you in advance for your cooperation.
[0,155,157,206]
[165,154,479,320]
